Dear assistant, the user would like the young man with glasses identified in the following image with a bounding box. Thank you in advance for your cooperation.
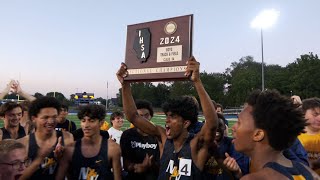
[0,139,30,179]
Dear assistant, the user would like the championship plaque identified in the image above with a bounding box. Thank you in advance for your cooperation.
[124,14,193,81]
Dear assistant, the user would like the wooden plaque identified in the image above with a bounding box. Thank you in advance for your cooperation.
[124,14,193,82]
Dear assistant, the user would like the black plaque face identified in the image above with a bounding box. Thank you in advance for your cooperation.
[125,14,193,82]
[133,28,151,63]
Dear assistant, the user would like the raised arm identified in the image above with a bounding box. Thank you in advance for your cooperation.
[186,57,218,141]
[13,81,36,102]
[187,57,218,170]
[0,80,15,99]
[116,63,164,139]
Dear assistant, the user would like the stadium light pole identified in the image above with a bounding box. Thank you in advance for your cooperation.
[251,9,279,91]
[106,81,109,111]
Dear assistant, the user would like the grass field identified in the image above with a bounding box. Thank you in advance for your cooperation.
[68,114,237,136]
[0,114,237,136]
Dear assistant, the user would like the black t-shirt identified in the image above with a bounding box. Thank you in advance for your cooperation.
[120,128,160,180]
[55,119,77,132]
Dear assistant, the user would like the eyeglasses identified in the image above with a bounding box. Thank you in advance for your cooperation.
[0,159,31,170]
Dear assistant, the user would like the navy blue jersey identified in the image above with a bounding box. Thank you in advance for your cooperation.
[158,134,202,180]
[70,138,113,180]
[1,124,26,140]
[283,138,309,166]
[264,161,313,180]
[203,136,249,180]
[28,131,64,179]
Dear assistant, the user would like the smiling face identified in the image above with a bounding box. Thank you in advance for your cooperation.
[81,116,103,138]
[4,107,23,128]
[232,105,257,155]
[215,118,226,143]
[305,107,320,133]
[111,116,124,130]
[32,107,58,135]
[0,148,27,180]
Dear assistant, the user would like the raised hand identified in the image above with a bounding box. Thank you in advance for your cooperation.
[53,137,65,160]
[116,62,128,85]
[0,80,16,99]
[185,56,200,82]
[223,152,242,177]
[133,154,153,173]
[11,80,21,94]
[5,80,16,93]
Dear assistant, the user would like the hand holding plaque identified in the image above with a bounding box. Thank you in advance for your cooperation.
[124,15,193,82]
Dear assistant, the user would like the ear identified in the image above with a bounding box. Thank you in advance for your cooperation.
[253,129,265,142]
[31,116,36,123]
[99,120,104,126]
[183,120,191,129]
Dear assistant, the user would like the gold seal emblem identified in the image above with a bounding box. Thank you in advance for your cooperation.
[164,21,177,35]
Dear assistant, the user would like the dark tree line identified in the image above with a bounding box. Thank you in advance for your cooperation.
[117,52,320,108]
[3,52,319,108]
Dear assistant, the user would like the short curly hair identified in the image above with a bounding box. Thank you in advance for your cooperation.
[246,89,306,151]
[136,99,154,117]
[77,104,106,121]
[162,96,199,130]
[28,97,61,120]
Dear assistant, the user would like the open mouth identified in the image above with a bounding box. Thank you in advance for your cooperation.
[46,125,55,130]
[216,131,221,137]
[15,174,22,180]
[165,124,171,136]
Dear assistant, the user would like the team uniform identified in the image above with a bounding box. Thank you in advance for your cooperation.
[203,136,249,180]
[264,161,313,180]
[298,133,320,174]
[158,134,202,180]
[28,131,64,179]
[69,138,113,180]
[283,138,309,166]
[100,121,110,131]
[120,127,160,180]
[55,119,77,132]
[1,125,26,140]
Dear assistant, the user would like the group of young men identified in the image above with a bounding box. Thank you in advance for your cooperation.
[0,56,320,179]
